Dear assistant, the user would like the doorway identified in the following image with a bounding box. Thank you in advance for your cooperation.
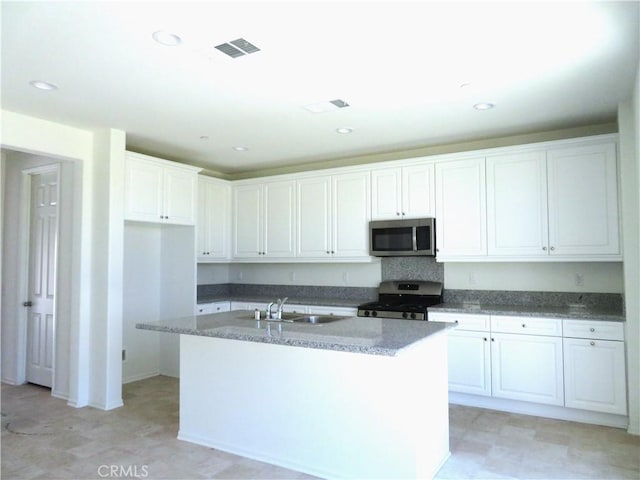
[24,166,59,388]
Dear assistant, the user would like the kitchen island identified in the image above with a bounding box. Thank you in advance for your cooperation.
[137,311,452,479]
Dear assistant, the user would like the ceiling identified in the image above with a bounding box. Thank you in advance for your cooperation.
[2,1,638,175]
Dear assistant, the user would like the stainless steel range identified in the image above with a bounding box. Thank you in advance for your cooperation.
[357,281,443,320]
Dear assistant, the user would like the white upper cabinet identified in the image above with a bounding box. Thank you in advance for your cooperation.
[371,163,435,220]
[547,142,619,257]
[487,142,619,260]
[332,171,371,258]
[487,151,549,256]
[297,171,371,259]
[435,157,487,258]
[197,176,231,261]
[233,180,296,258]
[297,176,332,257]
[124,152,200,225]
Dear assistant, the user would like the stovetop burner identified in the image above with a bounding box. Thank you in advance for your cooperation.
[357,281,443,321]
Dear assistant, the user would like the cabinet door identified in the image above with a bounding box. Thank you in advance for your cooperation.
[124,156,164,222]
[163,167,198,225]
[263,180,296,257]
[435,158,487,258]
[547,143,619,256]
[402,163,435,219]
[233,184,263,257]
[197,177,230,259]
[297,176,332,257]
[371,167,402,220]
[491,333,564,406]
[486,151,548,256]
[563,338,627,414]
[332,171,371,258]
[448,330,492,396]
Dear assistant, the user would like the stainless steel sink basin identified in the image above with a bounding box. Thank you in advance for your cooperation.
[292,315,349,324]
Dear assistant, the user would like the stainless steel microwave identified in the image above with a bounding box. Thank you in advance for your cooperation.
[369,218,436,256]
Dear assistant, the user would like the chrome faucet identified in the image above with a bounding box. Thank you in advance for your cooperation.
[266,297,289,320]
[267,301,277,319]
[277,297,288,318]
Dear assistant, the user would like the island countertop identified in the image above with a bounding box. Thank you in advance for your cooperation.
[136,311,453,357]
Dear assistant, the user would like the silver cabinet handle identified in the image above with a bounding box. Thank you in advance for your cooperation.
[590,327,595,332]
[590,341,595,346]
[23,301,33,307]
[542,246,547,251]
[550,246,555,251]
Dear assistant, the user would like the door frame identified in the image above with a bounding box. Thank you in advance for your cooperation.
[16,163,61,388]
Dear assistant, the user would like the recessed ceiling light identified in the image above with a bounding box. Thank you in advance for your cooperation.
[336,127,353,134]
[460,83,471,89]
[233,146,248,151]
[473,102,495,110]
[29,80,58,91]
[152,30,182,46]
[200,136,209,141]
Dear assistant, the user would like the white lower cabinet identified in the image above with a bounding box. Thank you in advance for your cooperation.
[196,301,231,315]
[432,311,627,418]
[490,332,564,406]
[563,320,627,415]
[308,306,358,316]
[429,312,491,396]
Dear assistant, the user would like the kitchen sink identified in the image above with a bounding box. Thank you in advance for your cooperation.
[292,315,349,324]
[237,311,303,321]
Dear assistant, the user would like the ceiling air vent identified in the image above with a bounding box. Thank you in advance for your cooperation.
[215,38,260,58]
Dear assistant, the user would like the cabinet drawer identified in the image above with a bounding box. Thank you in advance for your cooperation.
[429,312,490,331]
[563,320,624,341]
[491,316,562,336]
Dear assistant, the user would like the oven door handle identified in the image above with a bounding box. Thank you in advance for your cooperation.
[412,226,418,251]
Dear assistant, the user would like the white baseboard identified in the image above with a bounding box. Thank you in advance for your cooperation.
[449,392,629,429]
[122,370,160,384]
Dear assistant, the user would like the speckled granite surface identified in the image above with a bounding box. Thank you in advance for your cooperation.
[429,303,624,321]
[197,283,376,307]
[136,310,453,356]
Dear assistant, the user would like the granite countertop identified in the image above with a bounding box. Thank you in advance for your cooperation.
[428,303,625,322]
[197,295,364,308]
[136,310,453,356]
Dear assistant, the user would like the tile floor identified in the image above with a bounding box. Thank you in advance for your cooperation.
[2,376,639,479]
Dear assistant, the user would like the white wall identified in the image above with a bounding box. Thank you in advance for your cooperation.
[122,223,196,382]
[1,110,124,410]
[444,262,624,293]
[618,59,640,435]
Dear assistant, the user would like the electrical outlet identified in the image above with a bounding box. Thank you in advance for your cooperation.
[468,272,477,286]
[289,271,296,282]
[343,272,350,284]
[575,273,585,287]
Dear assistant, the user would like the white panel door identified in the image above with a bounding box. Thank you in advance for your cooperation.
[448,331,491,396]
[263,180,296,257]
[486,151,548,256]
[402,163,435,219]
[233,184,263,257]
[491,333,564,406]
[563,338,627,414]
[124,156,163,222]
[163,167,197,225]
[297,176,331,257]
[371,167,401,220]
[26,170,58,388]
[332,171,371,258]
[435,157,487,257]
[547,143,619,255]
